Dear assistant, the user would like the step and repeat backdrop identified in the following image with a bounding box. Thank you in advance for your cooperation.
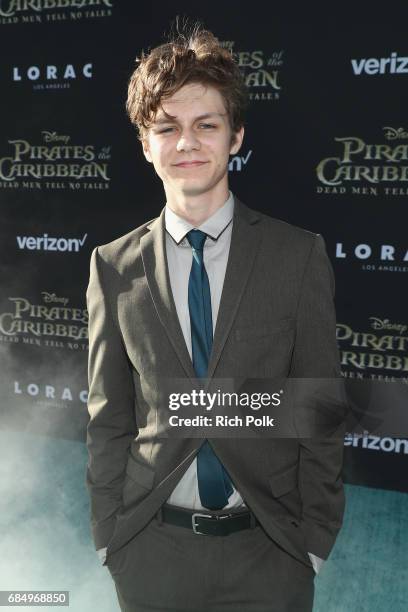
[0,3,406,492]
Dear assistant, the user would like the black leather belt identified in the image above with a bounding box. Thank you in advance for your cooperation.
[161,504,259,536]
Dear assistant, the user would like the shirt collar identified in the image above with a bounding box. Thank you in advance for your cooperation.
[165,190,234,246]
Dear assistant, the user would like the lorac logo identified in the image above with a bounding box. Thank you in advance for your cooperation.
[12,62,93,90]
[335,240,408,273]
[220,40,283,101]
[316,127,408,197]
[0,0,113,24]
[13,380,88,405]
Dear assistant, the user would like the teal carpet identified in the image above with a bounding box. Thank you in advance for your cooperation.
[0,431,406,611]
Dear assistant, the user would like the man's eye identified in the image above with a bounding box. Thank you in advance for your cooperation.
[156,124,216,134]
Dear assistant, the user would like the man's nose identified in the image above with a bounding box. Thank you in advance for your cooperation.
[176,130,201,152]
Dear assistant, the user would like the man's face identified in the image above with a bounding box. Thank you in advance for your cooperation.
[142,82,244,200]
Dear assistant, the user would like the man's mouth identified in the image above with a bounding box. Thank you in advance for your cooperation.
[174,161,208,168]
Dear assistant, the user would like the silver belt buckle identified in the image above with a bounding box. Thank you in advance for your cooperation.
[191,512,233,535]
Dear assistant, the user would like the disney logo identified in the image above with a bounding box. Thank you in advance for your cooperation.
[41,292,69,306]
[383,126,408,140]
[42,131,70,144]
[370,317,407,334]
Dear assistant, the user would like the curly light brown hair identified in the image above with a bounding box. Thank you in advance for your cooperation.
[125,19,248,143]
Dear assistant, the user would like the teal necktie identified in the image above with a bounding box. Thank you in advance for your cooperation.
[186,229,233,510]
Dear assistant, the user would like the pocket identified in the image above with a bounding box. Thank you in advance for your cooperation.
[234,318,295,341]
[105,545,124,577]
[122,454,155,509]
[125,454,155,489]
[268,463,298,498]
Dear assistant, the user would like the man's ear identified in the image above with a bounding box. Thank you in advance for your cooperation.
[142,137,153,163]
[229,126,244,156]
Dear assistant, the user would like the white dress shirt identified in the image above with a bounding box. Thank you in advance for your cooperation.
[165,189,245,511]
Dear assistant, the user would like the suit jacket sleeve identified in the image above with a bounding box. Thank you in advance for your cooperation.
[86,246,137,551]
[290,233,346,560]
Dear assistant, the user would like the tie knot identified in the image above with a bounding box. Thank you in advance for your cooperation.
[186,229,208,251]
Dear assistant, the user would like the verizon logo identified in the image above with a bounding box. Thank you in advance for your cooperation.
[351,52,408,75]
[16,233,88,252]
[228,150,252,171]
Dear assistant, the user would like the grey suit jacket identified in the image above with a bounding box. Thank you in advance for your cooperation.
[85,195,346,569]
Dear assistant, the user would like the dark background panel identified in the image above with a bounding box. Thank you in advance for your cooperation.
[0,3,406,492]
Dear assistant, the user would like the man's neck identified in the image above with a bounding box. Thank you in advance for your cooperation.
[165,186,230,226]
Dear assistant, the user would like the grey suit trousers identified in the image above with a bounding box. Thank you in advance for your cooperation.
[106,506,315,612]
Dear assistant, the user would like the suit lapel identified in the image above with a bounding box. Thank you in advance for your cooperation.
[140,195,262,380]
[207,197,261,379]
[140,207,197,379]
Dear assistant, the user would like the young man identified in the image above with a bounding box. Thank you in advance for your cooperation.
[86,24,345,612]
